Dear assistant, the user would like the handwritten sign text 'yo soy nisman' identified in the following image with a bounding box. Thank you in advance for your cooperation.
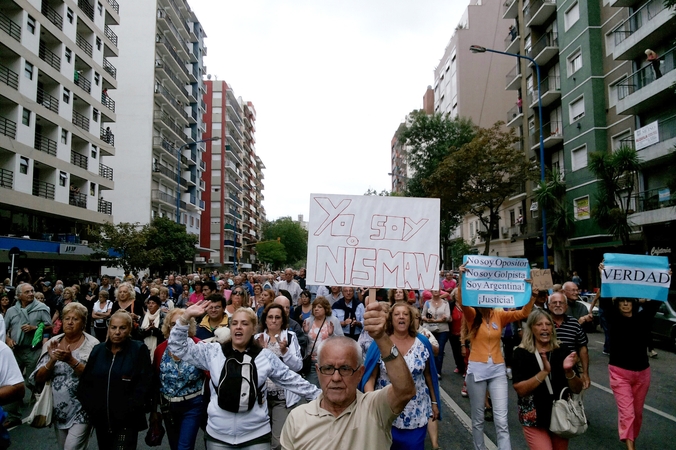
[461,255,532,307]
[600,253,671,301]
[306,194,440,290]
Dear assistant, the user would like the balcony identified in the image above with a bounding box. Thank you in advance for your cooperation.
[528,32,558,67]
[72,110,90,132]
[99,163,113,180]
[39,41,61,72]
[107,0,119,14]
[104,25,118,47]
[71,150,88,170]
[503,0,518,19]
[530,120,563,150]
[154,111,186,140]
[98,197,112,215]
[200,160,206,170]
[36,86,59,114]
[35,132,57,156]
[0,63,18,90]
[624,115,676,163]
[155,85,189,122]
[610,0,639,7]
[74,72,91,94]
[0,117,17,139]
[504,32,520,54]
[103,57,117,79]
[226,160,242,178]
[100,127,114,145]
[160,39,188,76]
[228,193,242,206]
[76,34,93,58]
[33,180,55,200]
[506,105,523,128]
[0,11,21,42]
[155,60,189,100]
[612,0,674,61]
[41,1,63,30]
[69,191,87,208]
[616,47,676,115]
[528,76,561,108]
[628,186,676,226]
[152,189,186,209]
[0,168,13,189]
[78,0,94,21]
[226,176,242,192]
[101,93,115,112]
[524,0,556,28]
[505,65,522,90]
[153,136,176,157]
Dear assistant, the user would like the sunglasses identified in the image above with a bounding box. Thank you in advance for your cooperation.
[233,291,244,295]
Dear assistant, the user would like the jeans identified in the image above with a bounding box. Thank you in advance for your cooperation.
[163,395,205,450]
[267,395,289,450]
[432,331,449,375]
[608,365,651,442]
[305,362,319,388]
[466,372,511,450]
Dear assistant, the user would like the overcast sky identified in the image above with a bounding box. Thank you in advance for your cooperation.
[189,0,466,221]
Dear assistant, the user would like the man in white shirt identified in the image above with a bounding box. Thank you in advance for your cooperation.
[275,268,303,306]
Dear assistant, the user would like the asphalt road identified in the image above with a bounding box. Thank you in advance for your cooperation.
[7,329,676,449]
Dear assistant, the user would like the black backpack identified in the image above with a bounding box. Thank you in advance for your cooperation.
[212,343,264,413]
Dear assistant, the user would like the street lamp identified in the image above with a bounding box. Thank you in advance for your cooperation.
[469,45,548,268]
[175,136,220,224]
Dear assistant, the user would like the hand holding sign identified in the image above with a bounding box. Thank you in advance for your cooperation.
[600,253,671,301]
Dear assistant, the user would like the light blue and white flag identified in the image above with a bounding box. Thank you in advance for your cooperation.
[600,253,671,301]
[461,255,531,307]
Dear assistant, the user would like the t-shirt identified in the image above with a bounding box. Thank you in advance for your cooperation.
[280,388,397,450]
[0,341,23,387]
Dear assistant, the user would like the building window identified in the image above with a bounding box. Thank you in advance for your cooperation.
[63,88,70,104]
[67,8,74,23]
[190,217,195,227]
[609,75,628,107]
[20,157,29,174]
[94,72,100,85]
[212,122,222,131]
[59,172,68,187]
[574,196,590,220]
[213,92,222,100]
[93,108,99,122]
[213,106,222,114]
[22,108,31,126]
[61,129,68,144]
[612,130,632,151]
[569,96,584,123]
[90,183,96,196]
[96,37,102,51]
[27,15,36,34]
[24,62,34,80]
[65,48,72,63]
[196,218,200,228]
[98,2,103,15]
[564,2,580,31]
[567,50,582,76]
[571,145,587,171]
[91,145,98,158]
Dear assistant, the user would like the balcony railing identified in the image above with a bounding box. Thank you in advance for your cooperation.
[229,193,243,206]
[613,0,665,45]
[36,86,59,113]
[200,160,206,170]
[69,191,87,208]
[0,11,21,42]
[41,1,63,30]
[107,0,119,14]
[35,133,57,156]
[100,92,115,112]
[33,180,55,199]
[99,163,113,180]
[154,136,176,156]
[154,163,188,185]
[101,127,114,145]
[524,0,556,25]
[630,186,676,213]
[528,32,558,60]
[155,85,189,121]
[0,117,17,139]
[98,197,112,214]
[155,111,186,139]
[617,47,676,100]
[71,150,88,169]
[0,168,13,189]
[76,33,93,57]
[161,40,188,76]
[0,63,18,90]
[39,41,61,71]
[152,189,186,209]
[103,58,117,79]
[166,0,191,33]
[530,121,563,147]
[74,72,91,93]
[78,0,94,21]
[104,25,118,46]
[507,105,522,123]
[156,60,187,96]
[72,110,90,131]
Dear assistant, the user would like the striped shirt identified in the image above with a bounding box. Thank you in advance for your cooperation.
[553,314,588,350]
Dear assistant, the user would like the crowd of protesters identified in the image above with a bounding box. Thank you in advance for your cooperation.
[0,263,663,450]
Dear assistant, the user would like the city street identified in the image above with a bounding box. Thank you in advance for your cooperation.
[7,330,676,449]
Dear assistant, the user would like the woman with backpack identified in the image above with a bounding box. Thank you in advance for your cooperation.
[169,300,321,450]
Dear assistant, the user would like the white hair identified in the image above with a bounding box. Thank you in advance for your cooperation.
[317,336,363,366]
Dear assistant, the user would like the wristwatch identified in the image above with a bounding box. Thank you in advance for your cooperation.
[382,345,399,362]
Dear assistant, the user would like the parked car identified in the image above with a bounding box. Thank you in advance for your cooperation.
[577,298,599,333]
[652,298,676,348]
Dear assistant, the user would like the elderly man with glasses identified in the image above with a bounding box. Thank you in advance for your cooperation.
[281,302,415,450]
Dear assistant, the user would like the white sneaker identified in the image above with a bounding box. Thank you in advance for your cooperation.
[648,350,658,358]
[506,368,512,379]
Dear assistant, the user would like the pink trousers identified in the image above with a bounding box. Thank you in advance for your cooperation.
[522,426,569,450]
[608,364,651,442]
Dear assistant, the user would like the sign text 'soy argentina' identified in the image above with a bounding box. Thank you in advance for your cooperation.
[461,255,532,308]
[600,253,671,301]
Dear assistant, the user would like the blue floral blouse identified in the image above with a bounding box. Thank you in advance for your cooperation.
[376,337,431,430]
[158,348,204,398]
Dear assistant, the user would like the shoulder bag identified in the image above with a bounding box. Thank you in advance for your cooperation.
[27,381,53,428]
[301,318,325,376]
[534,351,588,438]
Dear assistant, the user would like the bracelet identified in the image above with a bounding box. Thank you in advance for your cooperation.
[71,361,81,369]
[565,372,576,380]
[535,374,543,383]
[431,401,438,405]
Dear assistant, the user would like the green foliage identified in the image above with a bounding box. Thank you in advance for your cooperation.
[364,188,395,196]
[146,217,199,274]
[449,239,473,268]
[262,217,308,266]
[428,122,538,255]
[534,170,575,243]
[588,146,642,247]
[255,240,287,269]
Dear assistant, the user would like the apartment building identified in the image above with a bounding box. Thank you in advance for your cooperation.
[0,0,119,273]
[201,80,265,270]
[102,0,207,239]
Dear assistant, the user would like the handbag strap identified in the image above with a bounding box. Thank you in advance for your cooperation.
[308,317,326,357]
[534,351,554,396]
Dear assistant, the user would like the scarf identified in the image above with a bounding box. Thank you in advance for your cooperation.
[142,309,161,360]
[10,300,49,345]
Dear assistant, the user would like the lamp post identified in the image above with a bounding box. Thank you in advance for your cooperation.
[175,136,220,224]
[469,45,548,268]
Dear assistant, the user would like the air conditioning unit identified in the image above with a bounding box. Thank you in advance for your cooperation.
[207,258,215,264]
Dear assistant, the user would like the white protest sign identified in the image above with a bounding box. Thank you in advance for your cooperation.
[306,194,440,290]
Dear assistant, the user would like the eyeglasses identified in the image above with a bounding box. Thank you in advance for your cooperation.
[233,291,244,295]
[318,365,361,377]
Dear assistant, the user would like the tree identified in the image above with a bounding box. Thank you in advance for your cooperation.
[146,217,199,274]
[262,217,308,266]
[448,239,474,269]
[255,240,287,269]
[534,170,575,269]
[588,146,642,248]
[89,222,161,275]
[428,122,538,255]
[364,188,394,196]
